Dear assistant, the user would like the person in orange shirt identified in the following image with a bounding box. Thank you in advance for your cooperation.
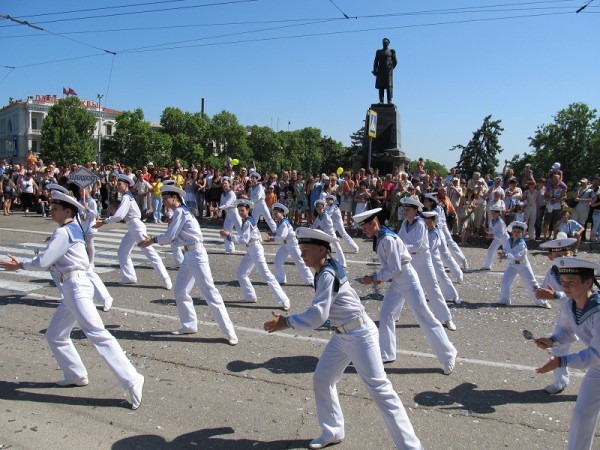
[265,185,277,209]
[26,150,37,166]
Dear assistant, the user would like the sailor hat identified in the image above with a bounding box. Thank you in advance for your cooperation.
[314,199,326,208]
[423,193,439,205]
[117,174,135,186]
[46,183,69,194]
[325,194,336,201]
[235,198,254,209]
[352,207,382,226]
[162,179,176,186]
[490,205,504,213]
[221,176,231,183]
[272,202,289,215]
[422,211,438,219]
[507,221,527,232]
[555,257,600,276]
[539,237,577,252]
[296,227,339,249]
[51,191,83,212]
[400,197,424,210]
[160,185,186,199]
[249,172,261,181]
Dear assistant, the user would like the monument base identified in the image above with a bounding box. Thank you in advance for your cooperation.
[352,152,409,176]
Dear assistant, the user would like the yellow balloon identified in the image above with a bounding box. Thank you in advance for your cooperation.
[336,167,344,175]
[232,159,239,166]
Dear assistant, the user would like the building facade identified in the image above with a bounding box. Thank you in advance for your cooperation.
[0,94,119,164]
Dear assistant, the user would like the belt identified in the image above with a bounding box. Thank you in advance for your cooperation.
[514,261,521,265]
[60,270,87,282]
[182,242,203,252]
[246,239,260,247]
[333,314,368,334]
[283,237,297,244]
[410,248,428,255]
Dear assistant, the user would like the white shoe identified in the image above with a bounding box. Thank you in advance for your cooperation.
[443,358,455,375]
[308,436,343,449]
[454,298,462,305]
[539,301,552,309]
[171,327,197,335]
[102,297,113,312]
[244,298,257,303]
[227,333,239,346]
[119,277,137,284]
[454,278,463,284]
[544,382,566,394]
[163,278,173,290]
[342,263,348,268]
[56,377,89,387]
[353,248,360,254]
[282,300,291,311]
[128,376,144,410]
[462,260,469,270]
[444,320,457,331]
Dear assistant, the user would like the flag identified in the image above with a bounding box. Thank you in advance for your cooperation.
[67,88,77,96]
[63,87,68,95]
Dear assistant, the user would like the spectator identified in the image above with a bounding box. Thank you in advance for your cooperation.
[571,178,595,239]
[542,173,567,239]
[553,210,585,254]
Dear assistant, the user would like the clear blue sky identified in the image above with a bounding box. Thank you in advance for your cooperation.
[1,0,598,170]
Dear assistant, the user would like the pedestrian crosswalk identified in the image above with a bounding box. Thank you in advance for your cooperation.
[0,223,225,295]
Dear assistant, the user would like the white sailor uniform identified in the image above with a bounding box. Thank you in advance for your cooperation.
[229,215,290,308]
[373,226,457,367]
[325,202,359,253]
[498,236,548,307]
[311,211,347,267]
[287,259,423,449]
[483,215,508,270]
[271,217,313,286]
[79,196,98,264]
[219,189,242,254]
[432,204,464,281]
[427,225,461,304]
[398,217,454,323]
[249,183,277,233]
[153,204,237,340]
[551,291,600,450]
[165,207,184,267]
[103,191,171,285]
[22,222,143,391]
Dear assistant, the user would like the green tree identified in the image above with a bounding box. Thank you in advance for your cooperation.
[160,107,209,166]
[40,96,96,165]
[209,110,251,164]
[451,115,504,177]
[247,125,284,172]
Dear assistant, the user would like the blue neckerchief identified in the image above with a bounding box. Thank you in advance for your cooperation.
[62,221,85,244]
[550,265,561,286]
[376,226,398,251]
[492,218,499,226]
[179,204,190,215]
[315,258,347,293]
[571,292,600,325]
[123,191,134,200]
[277,217,291,231]
[510,237,525,249]
[244,216,257,227]
[404,217,421,233]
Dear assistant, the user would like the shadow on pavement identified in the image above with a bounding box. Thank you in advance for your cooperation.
[227,355,319,375]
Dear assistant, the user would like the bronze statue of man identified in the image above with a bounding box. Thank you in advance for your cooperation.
[372,38,398,104]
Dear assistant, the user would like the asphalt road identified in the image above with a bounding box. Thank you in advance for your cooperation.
[1,212,598,449]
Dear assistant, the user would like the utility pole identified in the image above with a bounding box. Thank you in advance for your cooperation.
[97,94,104,163]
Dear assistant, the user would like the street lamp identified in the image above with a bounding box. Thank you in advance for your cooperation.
[97,94,104,164]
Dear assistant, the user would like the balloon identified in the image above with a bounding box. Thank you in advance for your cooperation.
[336,167,344,176]
[232,159,239,166]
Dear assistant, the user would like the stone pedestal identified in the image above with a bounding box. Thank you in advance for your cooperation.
[352,103,409,175]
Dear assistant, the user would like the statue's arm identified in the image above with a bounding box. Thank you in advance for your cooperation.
[391,49,398,69]
[373,50,379,73]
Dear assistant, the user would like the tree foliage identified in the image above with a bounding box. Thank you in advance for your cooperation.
[160,107,209,166]
[40,97,96,165]
[451,115,504,177]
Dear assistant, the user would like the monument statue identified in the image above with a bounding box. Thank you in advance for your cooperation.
[372,38,397,104]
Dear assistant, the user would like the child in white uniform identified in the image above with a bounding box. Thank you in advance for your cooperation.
[482,205,508,270]
[218,176,242,254]
[138,185,238,344]
[535,258,600,450]
[248,172,277,233]
[311,199,347,268]
[220,199,290,310]
[0,192,144,409]
[264,227,423,450]
[325,194,359,253]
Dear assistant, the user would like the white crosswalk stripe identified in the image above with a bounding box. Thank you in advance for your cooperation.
[0,223,226,294]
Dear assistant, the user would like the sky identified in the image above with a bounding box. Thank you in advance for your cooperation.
[1,0,598,170]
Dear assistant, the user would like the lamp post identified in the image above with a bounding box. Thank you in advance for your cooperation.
[97,94,104,164]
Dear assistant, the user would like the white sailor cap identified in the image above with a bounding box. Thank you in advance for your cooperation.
[162,179,176,186]
[352,207,382,226]
[556,232,568,240]
[325,194,336,201]
[296,227,339,249]
[221,176,231,183]
[422,211,438,219]
[400,197,424,210]
[51,191,83,212]
[314,199,326,208]
[46,183,69,194]
[539,237,577,252]
[423,193,439,205]
[160,185,186,199]
[272,202,289,215]
[490,205,504,213]
[555,257,600,276]
[117,174,134,186]
[507,221,527,232]
[249,171,261,181]
[235,198,254,209]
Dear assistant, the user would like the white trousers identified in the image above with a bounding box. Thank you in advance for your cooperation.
[251,201,277,233]
[567,366,600,450]
[524,207,537,240]
[498,262,544,305]
[223,209,242,254]
[46,277,141,390]
[119,219,169,283]
[274,241,314,285]
[313,318,423,449]
[431,253,460,302]
[410,252,452,322]
[332,217,359,252]
[237,242,289,306]
[437,230,463,282]
[53,268,112,305]
[174,245,236,337]
[171,242,184,267]
[85,234,96,264]
[440,224,467,265]
[483,237,504,270]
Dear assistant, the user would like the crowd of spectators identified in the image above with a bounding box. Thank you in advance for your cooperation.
[1,153,599,247]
